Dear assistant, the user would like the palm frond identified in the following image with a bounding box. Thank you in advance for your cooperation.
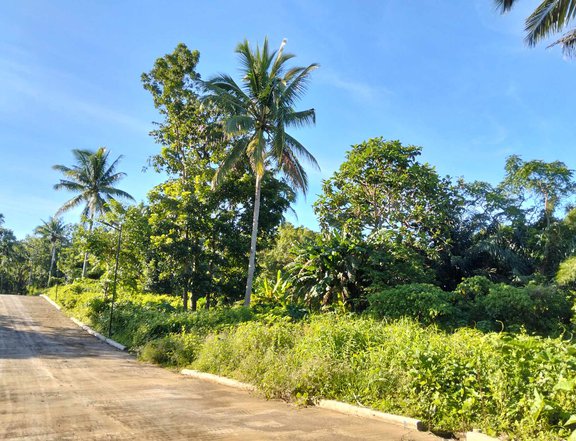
[52,164,72,173]
[525,0,576,46]
[284,108,316,129]
[53,148,131,219]
[281,63,319,107]
[54,181,86,192]
[55,194,85,216]
[248,130,266,177]
[494,0,518,13]
[270,38,296,78]
[284,133,320,171]
[224,114,254,135]
[280,148,308,193]
[100,186,135,201]
[548,26,576,53]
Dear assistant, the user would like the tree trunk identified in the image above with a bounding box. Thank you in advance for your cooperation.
[47,243,56,287]
[182,279,189,311]
[244,173,262,307]
[191,254,197,311]
[82,214,94,278]
[544,191,551,228]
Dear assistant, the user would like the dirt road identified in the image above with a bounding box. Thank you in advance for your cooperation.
[0,295,442,440]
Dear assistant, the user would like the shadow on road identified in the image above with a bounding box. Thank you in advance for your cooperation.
[0,310,125,361]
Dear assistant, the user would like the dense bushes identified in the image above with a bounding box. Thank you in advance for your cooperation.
[367,278,573,335]
[367,283,456,326]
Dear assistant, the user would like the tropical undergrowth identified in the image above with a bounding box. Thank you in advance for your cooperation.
[44,281,576,440]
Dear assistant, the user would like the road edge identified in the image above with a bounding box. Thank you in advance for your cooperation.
[39,294,126,351]
[317,399,424,431]
[69,317,127,351]
[180,369,425,432]
[181,369,256,391]
[39,294,61,310]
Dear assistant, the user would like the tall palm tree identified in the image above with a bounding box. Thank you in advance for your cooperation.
[204,38,319,306]
[53,148,134,277]
[496,0,576,55]
[34,216,67,287]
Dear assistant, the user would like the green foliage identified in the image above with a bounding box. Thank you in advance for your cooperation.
[0,215,35,294]
[259,223,317,280]
[367,283,457,326]
[204,38,319,305]
[287,231,435,311]
[557,256,576,287]
[367,278,571,335]
[481,284,571,334]
[142,43,297,309]
[495,0,576,56]
[140,333,202,366]
[53,148,134,220]
[288,232,371,311]
[315,138,460,261]
[252,270,293,309]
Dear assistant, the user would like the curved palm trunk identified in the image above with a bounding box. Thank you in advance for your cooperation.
[47,243,56,287]
[81,214,94,278]
[244,173,262,307]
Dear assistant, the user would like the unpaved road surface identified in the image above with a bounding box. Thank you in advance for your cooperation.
[0,295,442,440]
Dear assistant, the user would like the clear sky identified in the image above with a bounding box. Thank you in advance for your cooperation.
[1,0,574,239]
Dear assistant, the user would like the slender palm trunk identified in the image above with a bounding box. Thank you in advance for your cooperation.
[47,243,56,287]
[81,214,94,278]
[244,173,262,307]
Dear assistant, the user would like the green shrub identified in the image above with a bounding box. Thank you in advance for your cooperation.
[140,333,202,366]
[367,283,457,326]
[481,284,571,334]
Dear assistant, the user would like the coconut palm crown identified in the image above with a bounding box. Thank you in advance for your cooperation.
[496,0,576,55]
[53,148,134,219]
[53,147,134,277]
[203,38,319,306]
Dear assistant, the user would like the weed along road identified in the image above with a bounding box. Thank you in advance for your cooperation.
[0,295,442,441]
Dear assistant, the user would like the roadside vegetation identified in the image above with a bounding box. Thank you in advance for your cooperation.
[45,280,576,440]
[2,37,576,440]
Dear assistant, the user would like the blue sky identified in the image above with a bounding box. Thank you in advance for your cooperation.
[1,0,574,239]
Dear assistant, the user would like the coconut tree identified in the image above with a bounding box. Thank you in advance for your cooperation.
[53,148,134,277]
[496,0,576,55]
[34,216,67,287]
[204,38,319,306]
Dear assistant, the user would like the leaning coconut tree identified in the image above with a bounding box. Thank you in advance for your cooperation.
[204,38,319,306]
[53,148,134,277]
